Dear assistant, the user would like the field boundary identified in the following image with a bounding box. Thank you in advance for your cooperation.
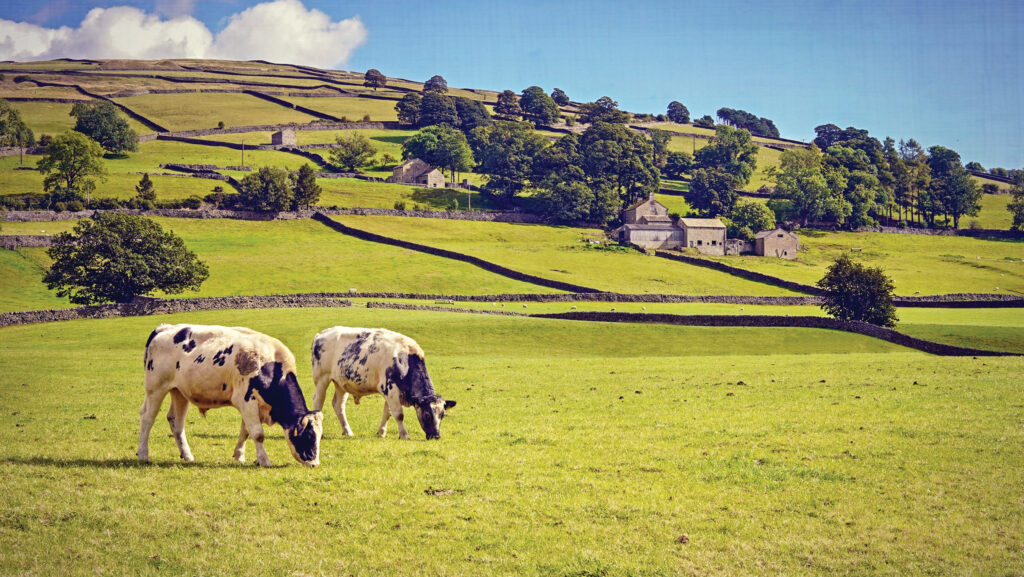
[0,295,352,328]
[311,212,603,293]
[533,311,1020,357]
[654,251,823,294]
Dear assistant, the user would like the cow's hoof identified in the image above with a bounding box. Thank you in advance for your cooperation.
[180,454,195,463]
[234,455,246,463]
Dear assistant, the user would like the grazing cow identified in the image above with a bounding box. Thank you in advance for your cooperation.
[137,324,323,467]
[311,326,455,440]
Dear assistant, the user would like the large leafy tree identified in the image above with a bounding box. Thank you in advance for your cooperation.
[363,68,387,91]
[728,198,776,240]
[291,163,321,209]
[578,121,659,206]
[238,166,293,211]
[663,151,693,179]
[494,90,522,121]
[688,168,737,217]
[647,129,671,168]
[927,145,980,228]
[550,88,570,106]
[519,86,560,125]
[452,96,492,132]
[395,93,421,126]
[423,75,448,94]
[36,131,107,204]
[403,125,474,183]
[1007,170,1024,231]
[329,132,377,172]
[468,121,550,202]
[0,99,35,149]
[771,145,850,226]
[70,101,138,153]
[577,96,630,124]
[666,101,690,124]
[817,254,897,327]
[418,92,458,127]
[716,107,779,138]
[694,124,759,186]
[44,213,209,304]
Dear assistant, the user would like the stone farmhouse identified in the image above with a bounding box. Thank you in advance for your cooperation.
[755,227,799,259]
[612,197,726,255]
[271,129,296,146]
[386,158,445,188]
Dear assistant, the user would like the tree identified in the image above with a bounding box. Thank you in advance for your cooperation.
[418,92,458,127]
[648,129,672,168]
[36,131,107,205]
[666,101,690,124]
[579,121,659,205]
[519,86,560,125]
[577,96,629,124]
[494,90,522,121]
[551,88,570,106]
[291,163,321,209]
[238,166,293,211]
[694,124,759,186]
[403,125,474,183]
[395,93,421,126]
[693,115,715,129]
[689,168,737,217]
[423,75,448,94]
[927,145,980,228]
[70,101,138,153]
[363,69,387,91]
[536,180,593,223]
[817,253,897,327]
[716,107,779,138]
[452,96,492,132]
[0,99,35,152]
[329,132,377,172]
[964,161,984,172]
[468,121,550,202]
[728,198,776,240]
[772,145,850,226]
[663,151,693,179]
[135,173,156,201]
[43,213,208,304]
[1006,170,1024,231]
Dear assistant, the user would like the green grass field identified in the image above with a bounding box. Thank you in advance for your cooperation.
[333,215,802,296]
[282,96,400,122]
[113,93,320,131]
[9,101,151,138]
[0,307,1021,576]
[701,229,1024,296]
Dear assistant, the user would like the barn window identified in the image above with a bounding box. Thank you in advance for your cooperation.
[711,240,717,245]
[697,240,703,246]
[778,233,784,238]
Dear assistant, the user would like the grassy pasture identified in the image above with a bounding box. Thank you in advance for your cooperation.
[9,101,150,138]
[113,93,319,131]
[280,96,400,122]
[0,307,1021,576]
[333,215,801,296]
[970,193,1013,230]
[700,229,1024,296]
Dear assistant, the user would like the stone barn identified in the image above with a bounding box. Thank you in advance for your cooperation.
[386,158,445,188]
[613,198,685,249]
[271,129,296,146]
[755,228,799,259]
[679,218,727,255]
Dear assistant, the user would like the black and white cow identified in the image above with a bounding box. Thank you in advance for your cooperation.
[311,326,455,440]
[137,324,323,467]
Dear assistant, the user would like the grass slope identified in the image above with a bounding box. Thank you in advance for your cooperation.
[0,308,1021,576]
[112,93,319,131]
[333,215,801,296]
[701,229,1024,295]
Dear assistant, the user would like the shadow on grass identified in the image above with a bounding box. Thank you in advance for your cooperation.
[0,456,280,469]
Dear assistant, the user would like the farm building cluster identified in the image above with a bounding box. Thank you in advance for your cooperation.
[612,198,799,258]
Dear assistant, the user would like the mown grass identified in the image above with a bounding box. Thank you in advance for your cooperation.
[113,93,319,131]
[700,229,1024,295]
[0,307,1021,576]
[333,215,801,296]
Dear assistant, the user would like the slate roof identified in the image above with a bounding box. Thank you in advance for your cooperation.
[678,218,726,229]
[755,228,796,239]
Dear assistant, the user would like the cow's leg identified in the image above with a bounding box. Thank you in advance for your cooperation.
[332,388,354,436]
[311,372,331,412]
[167,389,194,462]
[385,393,410,440]
[238,403,271,467]
[232,421,248,463]
[376,401,390,438]
[136,388,169,462]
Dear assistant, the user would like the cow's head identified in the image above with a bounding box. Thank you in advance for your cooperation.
[415,397,456,440]
[286,411,323,467]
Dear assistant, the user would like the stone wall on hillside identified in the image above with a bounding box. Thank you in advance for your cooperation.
[0,235,52,248]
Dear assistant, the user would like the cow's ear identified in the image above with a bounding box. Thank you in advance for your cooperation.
[444,400,456,409]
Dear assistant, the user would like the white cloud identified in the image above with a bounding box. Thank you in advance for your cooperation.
[0,1,366,69]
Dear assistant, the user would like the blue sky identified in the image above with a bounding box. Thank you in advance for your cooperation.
[2,0,1022,169]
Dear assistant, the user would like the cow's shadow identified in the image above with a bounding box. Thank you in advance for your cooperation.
[0,456,280,469]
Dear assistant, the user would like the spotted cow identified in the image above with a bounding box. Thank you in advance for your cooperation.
[311,326,455,440]
[137,324,323,467]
